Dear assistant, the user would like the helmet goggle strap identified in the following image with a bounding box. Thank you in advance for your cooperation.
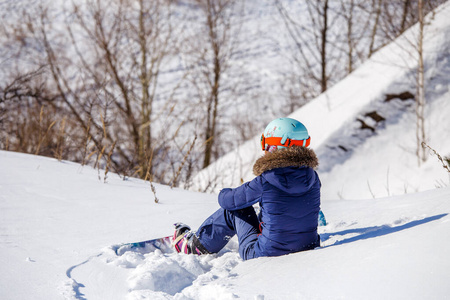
[260,134,311,151]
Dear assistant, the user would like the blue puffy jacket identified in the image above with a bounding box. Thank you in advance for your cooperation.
[218,146,321,257]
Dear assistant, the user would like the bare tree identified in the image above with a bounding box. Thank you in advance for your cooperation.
[341,0,355,73]
[187,0,242,169]
[368,0,383,58]
[0,7,65,156]
[317,0,330,93]
[277,0,344,100]
[1,0,245,187]
[64,0,179,179]
[277,0,446,98]
[0,0,186,182]
[382,0,444,166]
[378,0,445,45]
[416,0,426,166]
[338,0,371,74]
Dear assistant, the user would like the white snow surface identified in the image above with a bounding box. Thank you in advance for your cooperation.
[2,2,450,300]
[1,150,450,300]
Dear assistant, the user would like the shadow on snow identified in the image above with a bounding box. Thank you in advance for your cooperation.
[320,213,448,247]
[66,253,102,300]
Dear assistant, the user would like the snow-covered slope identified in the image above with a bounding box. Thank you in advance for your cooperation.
[0,150,219,299]
[1,150,450,300]
[192,2,450,199]
[2,2,450,300]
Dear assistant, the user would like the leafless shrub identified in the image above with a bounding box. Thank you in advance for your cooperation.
[171,135,197,188]
[422,142,450,173]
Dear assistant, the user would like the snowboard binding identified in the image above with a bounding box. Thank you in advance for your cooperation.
[172,223,211,255]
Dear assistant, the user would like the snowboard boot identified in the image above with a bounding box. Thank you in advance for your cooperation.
[172,222,211,255]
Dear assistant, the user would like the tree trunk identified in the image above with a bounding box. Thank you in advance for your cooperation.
[320,0,329,93]
[400,0,411,33]
[368,0,382,58]
[138,0,153,177]
[416,0,426,166]
[202,0,222,169]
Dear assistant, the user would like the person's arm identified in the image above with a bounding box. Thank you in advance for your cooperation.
[218,176,263,211]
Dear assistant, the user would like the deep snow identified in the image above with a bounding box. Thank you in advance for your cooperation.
[1,151,450,300]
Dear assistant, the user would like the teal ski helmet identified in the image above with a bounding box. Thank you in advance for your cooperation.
[261,117,310,151]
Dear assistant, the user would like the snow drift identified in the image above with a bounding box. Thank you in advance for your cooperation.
[1,150,450,299]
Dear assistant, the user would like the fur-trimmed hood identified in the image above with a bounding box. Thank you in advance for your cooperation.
[253,146,319,176]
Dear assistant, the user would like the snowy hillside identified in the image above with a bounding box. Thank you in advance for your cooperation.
[1,150,450,300]
[193,2,450,200]
[1,1,450,300]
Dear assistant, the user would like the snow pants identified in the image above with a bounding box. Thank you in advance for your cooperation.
[196,206,260,260]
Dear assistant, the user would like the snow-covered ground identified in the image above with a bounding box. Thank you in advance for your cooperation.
[2,1,450,300]
[1,150,450,300]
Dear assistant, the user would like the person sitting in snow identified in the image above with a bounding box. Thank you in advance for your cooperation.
[173,117,321,260]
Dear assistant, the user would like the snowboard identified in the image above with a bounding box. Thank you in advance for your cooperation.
[113,211,326,256]
[113,235,173,256]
